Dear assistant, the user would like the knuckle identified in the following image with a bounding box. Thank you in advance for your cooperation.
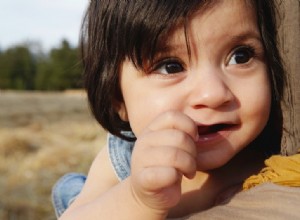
[174,131,189,146]
[167,147,182,166]
[164,111,178,124]
[172,131,196,156]
[142,169,158,187]
[167,148,195,174]
[185,156,196,171]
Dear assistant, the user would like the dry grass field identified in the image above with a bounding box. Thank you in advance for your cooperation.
[0,90,107,220]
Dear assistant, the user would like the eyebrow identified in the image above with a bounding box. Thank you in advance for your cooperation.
[152,43,188,60]
[230,30,262,44]
[153,29,263,61]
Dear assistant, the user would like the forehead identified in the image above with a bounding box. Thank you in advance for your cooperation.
[158,0,259,53]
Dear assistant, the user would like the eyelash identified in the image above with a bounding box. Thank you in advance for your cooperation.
[151,58,185,75]
[227,45,257,66]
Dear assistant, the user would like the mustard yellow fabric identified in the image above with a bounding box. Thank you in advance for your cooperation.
[243,153,300,190]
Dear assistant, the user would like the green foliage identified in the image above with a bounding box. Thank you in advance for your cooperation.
[0,39,83,90]
[0,46,36,90]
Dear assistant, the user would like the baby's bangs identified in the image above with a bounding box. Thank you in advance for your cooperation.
[116,0,202,68]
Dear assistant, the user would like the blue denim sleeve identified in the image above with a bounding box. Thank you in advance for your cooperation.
[51,173,86,218]
[108,133,134,181]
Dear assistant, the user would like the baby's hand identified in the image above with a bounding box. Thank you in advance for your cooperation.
[129,111,198,217]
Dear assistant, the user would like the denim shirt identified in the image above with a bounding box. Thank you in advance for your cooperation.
[51,133,134,217]
[108,133,134,180]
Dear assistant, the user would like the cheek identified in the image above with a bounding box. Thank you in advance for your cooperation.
[249,94,271,127]
[256,82,272,119]
[240,80,272,132]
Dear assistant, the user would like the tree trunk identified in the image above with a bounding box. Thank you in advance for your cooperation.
[276,0,300,155]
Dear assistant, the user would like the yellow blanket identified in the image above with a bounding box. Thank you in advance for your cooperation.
[243,153,300,190]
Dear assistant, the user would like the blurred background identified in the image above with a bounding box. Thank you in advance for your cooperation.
[0,0,88,91]
[0,1,107,219]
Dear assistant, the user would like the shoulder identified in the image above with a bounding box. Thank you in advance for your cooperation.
[66,133,135,211]
[67,144,119,211]
[86,144,120,192]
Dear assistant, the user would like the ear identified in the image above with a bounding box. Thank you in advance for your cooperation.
[114,101,129,122]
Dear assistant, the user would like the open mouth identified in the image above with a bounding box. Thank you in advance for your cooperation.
[197,124,234,136]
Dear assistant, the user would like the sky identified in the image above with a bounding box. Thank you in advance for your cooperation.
[0,0,89,52]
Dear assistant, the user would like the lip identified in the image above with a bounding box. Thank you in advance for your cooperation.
[196,123,239,144]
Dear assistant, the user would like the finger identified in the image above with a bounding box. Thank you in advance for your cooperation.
[136,129,197,158]
[141,111,199,142]
[133,167,182,209]
[137,167,180,192]
[133,143,197,179]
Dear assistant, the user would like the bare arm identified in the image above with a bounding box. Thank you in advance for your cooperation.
[59,145,167,220]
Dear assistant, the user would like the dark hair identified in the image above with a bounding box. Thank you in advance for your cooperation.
[81,0,286,154]
[250,0,285,155]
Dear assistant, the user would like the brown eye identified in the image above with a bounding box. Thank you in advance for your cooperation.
[154,59,184,74]
[228,46,254,65]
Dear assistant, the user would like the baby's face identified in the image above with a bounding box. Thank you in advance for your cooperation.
[117,0,271,170]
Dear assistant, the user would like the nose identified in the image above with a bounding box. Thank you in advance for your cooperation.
[187,67,234,109]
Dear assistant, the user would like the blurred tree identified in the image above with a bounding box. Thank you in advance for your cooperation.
[0,45,36,90]
[35,39,83,90]
[0,39,83,91]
